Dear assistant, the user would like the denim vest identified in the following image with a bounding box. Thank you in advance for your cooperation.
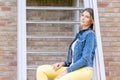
[64,28,97,72]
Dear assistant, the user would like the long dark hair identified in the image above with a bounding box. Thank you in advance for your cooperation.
[82,8,94,30]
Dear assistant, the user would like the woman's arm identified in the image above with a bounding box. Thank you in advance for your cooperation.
[67,33,96,72]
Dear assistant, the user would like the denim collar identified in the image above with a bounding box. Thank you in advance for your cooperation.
[79,28,92,35]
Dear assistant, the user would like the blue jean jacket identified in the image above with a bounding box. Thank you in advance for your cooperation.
[64,28,97,72]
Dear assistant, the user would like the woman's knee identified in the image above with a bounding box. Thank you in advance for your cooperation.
[37,65,51,72]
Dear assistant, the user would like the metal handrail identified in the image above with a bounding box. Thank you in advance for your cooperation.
[27,6,84,10]
[27,35,74,39]
[27,21,80,24]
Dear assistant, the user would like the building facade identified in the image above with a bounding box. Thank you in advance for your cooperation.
[0,0,120,80]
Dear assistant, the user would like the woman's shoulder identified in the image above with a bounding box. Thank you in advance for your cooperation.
[81,29,96,40]
[83,29,95,36]
[77,29,95,39]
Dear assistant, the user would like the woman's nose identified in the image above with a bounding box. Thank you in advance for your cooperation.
[82,17,85,20]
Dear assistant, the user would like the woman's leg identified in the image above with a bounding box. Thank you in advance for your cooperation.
[36,65,67,80]
[54,67,93,80]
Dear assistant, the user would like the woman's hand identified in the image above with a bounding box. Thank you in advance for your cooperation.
[56,70,68,79]
[52,62,64,71]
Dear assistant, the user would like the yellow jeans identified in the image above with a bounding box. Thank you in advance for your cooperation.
[37,65,93,80]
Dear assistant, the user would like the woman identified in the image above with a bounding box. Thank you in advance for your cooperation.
[37,8,96,80]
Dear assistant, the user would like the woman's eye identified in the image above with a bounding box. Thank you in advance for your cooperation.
[86,16,89,18]
[81,14,84,16]
[86,16,90,19]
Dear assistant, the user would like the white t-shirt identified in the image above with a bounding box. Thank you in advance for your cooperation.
[70,39,78,66]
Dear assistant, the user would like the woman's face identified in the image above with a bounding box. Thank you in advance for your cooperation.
[80,11,93,27]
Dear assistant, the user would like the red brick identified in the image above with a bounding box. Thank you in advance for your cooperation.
[0,66,15,71]
[103,8,120,12]
[104,52,120,57]
[0,1,5,6]
[109,62,120,66]
[101,27,120,31]
[102,37,120,42]
[99,0,112,2]
[103,47,120,52]
[99,13,120,18]
[1,7,11,11]
[105,67,120,71]
[110,42,120,47]
[111,0,120,2]
[101,31,120,37]
[108,3,120,7]
[0,22,6,26]
[5,2,16,6]
[98,3,108,7]
[104,57,114,61]
[109,71,120,76]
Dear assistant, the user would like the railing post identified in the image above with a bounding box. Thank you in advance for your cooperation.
[92,0,106,80]
[17,0,27,80]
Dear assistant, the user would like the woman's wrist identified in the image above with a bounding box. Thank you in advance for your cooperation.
[60,62,65,66]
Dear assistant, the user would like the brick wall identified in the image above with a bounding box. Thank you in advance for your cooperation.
[97,0,120,80]
[0,0,17,80]
[27,0,75,80]
[0,0,120,80]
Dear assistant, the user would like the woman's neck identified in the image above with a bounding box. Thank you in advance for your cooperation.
[82,25,89,30]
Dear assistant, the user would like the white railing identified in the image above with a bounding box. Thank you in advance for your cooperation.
[17,0,27,80]
[92,0,106,80]
[27,6,83,10]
